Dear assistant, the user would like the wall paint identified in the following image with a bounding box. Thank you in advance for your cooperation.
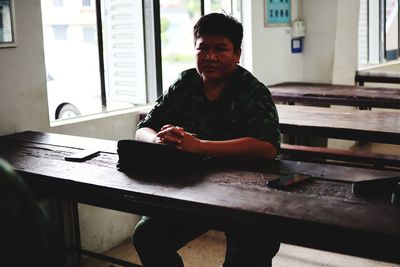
[332,0,360,84]
[247,0,303,86]
[0,0,49,135]
[246,0,360,85]
[50,112,141,251]
[301,0,338,83]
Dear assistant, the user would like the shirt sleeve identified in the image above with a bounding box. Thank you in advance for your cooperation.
[137,93,170,132]
[242,85,281,152]
[137,71,185,131]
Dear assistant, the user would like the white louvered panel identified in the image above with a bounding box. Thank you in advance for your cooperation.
[368,0,380,64]
[358,0,368,66]
[104,0,147,104]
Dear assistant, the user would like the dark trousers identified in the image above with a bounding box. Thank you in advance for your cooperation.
[133,215,280,267]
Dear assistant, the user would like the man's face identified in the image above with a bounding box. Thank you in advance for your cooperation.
[195,35,241,84]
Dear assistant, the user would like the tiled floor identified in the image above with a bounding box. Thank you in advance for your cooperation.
[82,230,400,267]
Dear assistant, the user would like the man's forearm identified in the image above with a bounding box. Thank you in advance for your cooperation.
[135,127,157,143]
[197,137,277,161]
[136,127,277,161]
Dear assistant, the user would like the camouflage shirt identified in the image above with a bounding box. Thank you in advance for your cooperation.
[138,66,281,151]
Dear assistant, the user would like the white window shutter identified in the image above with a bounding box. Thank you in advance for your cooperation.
[104,0,147,104]
[368,0,380,64]
[358,0,368,66]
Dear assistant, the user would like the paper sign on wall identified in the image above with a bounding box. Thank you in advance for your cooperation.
[265,0,291,27]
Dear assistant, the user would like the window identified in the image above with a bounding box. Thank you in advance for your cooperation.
[160,0,241,91]
[358,0,399,67]
[53,0,63,7]
[42,0,147,121]
[160,1,201,91]
[52,25,68,40]
[82,0,91,7]
[82,26,95,43]
[41,0,241,121]
[385,0,398,60]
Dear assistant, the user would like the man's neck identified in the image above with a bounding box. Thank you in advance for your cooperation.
[203,80,228,101]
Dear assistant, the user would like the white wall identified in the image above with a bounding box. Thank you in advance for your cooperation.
[302,0,338,83]
[245,0,360,86]
[243,0,303,86]
[332,0,360,84]
[0,0,49,135]
[51,113,141,252]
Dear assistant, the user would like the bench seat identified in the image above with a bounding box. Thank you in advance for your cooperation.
[281,143,400,170]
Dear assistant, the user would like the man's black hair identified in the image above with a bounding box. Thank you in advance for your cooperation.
[193,13,243,51]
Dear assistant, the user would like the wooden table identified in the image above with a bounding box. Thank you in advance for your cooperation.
[355,70,400,86]
[139,103,400,145]
[277,104,400,145]
[0,131,400,265]
[269,82,400,109]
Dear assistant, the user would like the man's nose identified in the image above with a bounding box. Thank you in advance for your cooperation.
[204,51,218,61]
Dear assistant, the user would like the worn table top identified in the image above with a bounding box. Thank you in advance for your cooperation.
[269,82,400,109]
[277,104,400,144]
[1,131,400,263]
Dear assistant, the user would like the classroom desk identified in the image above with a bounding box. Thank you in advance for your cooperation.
[0,131,400,265]
[277,104,400,145]
[269,82,400,109]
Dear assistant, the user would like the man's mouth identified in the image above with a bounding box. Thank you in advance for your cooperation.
[203,65,218,71]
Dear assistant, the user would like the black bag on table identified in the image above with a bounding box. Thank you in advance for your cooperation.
[117,139,211,176]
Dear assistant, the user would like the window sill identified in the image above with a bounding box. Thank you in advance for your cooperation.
[50,104,155,128]
[358,59,400,71]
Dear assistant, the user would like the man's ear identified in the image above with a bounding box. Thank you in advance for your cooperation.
[235,48,242,63]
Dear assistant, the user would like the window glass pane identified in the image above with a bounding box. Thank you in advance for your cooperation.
[204,0,232,14]
[52,25,68,40]
[204,0,241,20]
[42,0,147,121]
[160,0,201,92]
[82,0,91,7]
[385,0,398,60]
[360,0,399,66]
[0,1,13,42]
[41,0,102,121]
[82,26,95,43]
[53,0,63,7]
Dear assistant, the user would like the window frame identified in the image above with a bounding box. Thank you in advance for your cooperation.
[360,0,400,65]
[384,0,399,60]
[45,0,240,119]
[93,0,208,109]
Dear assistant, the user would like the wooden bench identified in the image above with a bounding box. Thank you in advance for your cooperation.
[281,143,400,170]
[355,70,400,86]
[269,82,400,109]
